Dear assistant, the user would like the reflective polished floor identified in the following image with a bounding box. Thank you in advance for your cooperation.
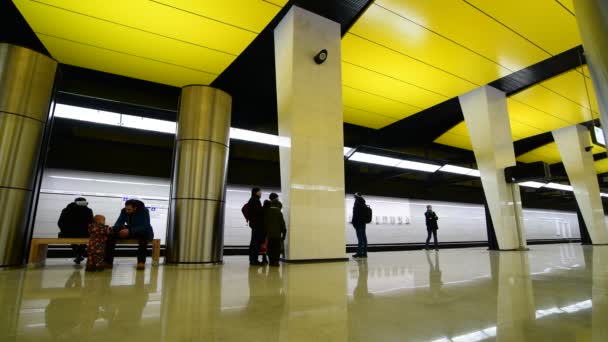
[0,244,606,341]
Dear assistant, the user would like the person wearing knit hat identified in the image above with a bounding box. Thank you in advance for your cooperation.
[58,197,94,264]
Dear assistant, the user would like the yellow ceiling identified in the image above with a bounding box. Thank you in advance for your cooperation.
[435,66,600,155]
[14,0,287,87]
[341,0,581,128]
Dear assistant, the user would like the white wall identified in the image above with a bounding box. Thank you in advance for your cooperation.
[33,169,582,245]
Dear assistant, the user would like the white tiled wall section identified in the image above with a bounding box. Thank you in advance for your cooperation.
[33,169,582,245]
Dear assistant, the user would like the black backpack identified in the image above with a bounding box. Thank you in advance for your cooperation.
[363,205,373,224]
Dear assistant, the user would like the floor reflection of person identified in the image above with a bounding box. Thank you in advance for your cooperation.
[103,270,149,338]
[45,271,87,340]
[426,250,443,299]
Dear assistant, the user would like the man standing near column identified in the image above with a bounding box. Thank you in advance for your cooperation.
[243,188,264,266]
[352,193,369,259]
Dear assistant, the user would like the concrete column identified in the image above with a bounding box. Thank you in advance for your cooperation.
[496,252,535,342]
[166,86,231,263]
[573,0,608,141]
[274,6,346,261]
[553,125,608,244]
[0,43,57,266]
[459,86,526,250]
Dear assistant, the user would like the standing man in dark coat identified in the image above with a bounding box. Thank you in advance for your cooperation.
[424,205,439,250]
[58,197,94,264]
[351,192,368,259]
[245,187,265,266]
[104,199,154,270]
[263,193,287,266]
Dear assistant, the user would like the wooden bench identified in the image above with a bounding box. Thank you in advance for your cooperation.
[28,238,161,267]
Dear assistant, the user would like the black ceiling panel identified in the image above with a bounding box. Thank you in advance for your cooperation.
[374,98,464,149]
[490,45,585,95]
[0,0,50,56]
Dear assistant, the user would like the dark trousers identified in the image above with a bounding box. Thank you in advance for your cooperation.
[71,244,87,259]
[249,229,265,263]
[105,232,148,264]
[353,223,367,256]
[425,229,438,248]
[267,238,282,264]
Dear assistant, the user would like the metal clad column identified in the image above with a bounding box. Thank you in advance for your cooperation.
[166,86,231,264]
[0,44,56,266]
[573,0,608,141]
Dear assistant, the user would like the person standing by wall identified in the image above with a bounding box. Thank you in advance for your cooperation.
[263,193,287,266]
[58,197,94,264]
[352,193,370,259]
[243,187,265,266]
[424,205,439,250]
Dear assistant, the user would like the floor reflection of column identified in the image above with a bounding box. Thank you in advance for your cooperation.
[496,251,535,342]
[283,263,348,341]
[0,268,25,341]
[592,246,608,341]
[160,265,222,341]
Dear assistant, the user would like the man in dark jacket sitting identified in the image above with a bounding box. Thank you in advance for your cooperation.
[104,199,154,270]
[263,193,287,266]
[58,197,94,264]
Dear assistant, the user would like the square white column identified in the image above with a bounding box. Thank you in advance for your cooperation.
[460,86,526,250]
[553,125,608,244]
[274,6,346,260]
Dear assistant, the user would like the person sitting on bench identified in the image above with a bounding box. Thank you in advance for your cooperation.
[104,199,154,270]
[57,197,94,265]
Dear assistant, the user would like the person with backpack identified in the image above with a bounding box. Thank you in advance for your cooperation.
[263,193,287,266]
[57,197,94,264]
[242,187,265,265]
[424,205,439,250]
[352,192,371,259]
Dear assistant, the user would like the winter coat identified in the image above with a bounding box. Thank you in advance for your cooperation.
[247,196,264,230]
[263,200,287,239]
[425,211,439,230]
[57,203,93,237]
[352,197,368,225]
[113,204,154,240]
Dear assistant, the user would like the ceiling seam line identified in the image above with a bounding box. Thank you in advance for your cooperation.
[36,32,220,76]
[29,0,240,57]
[554,0,576,17]
[537,84,594,112]
[371,3,520,73]
[509,98,577,126]
[346,32,480,87]
[148,0,261,35]
[260,0,283,9]
[342,60,453,98]
[460,0,554,56]
[342,84,424,110]
[344,105,404,120]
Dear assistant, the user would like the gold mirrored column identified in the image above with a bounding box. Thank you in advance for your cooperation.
[166,86,231,263]
[0,43,57,266]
